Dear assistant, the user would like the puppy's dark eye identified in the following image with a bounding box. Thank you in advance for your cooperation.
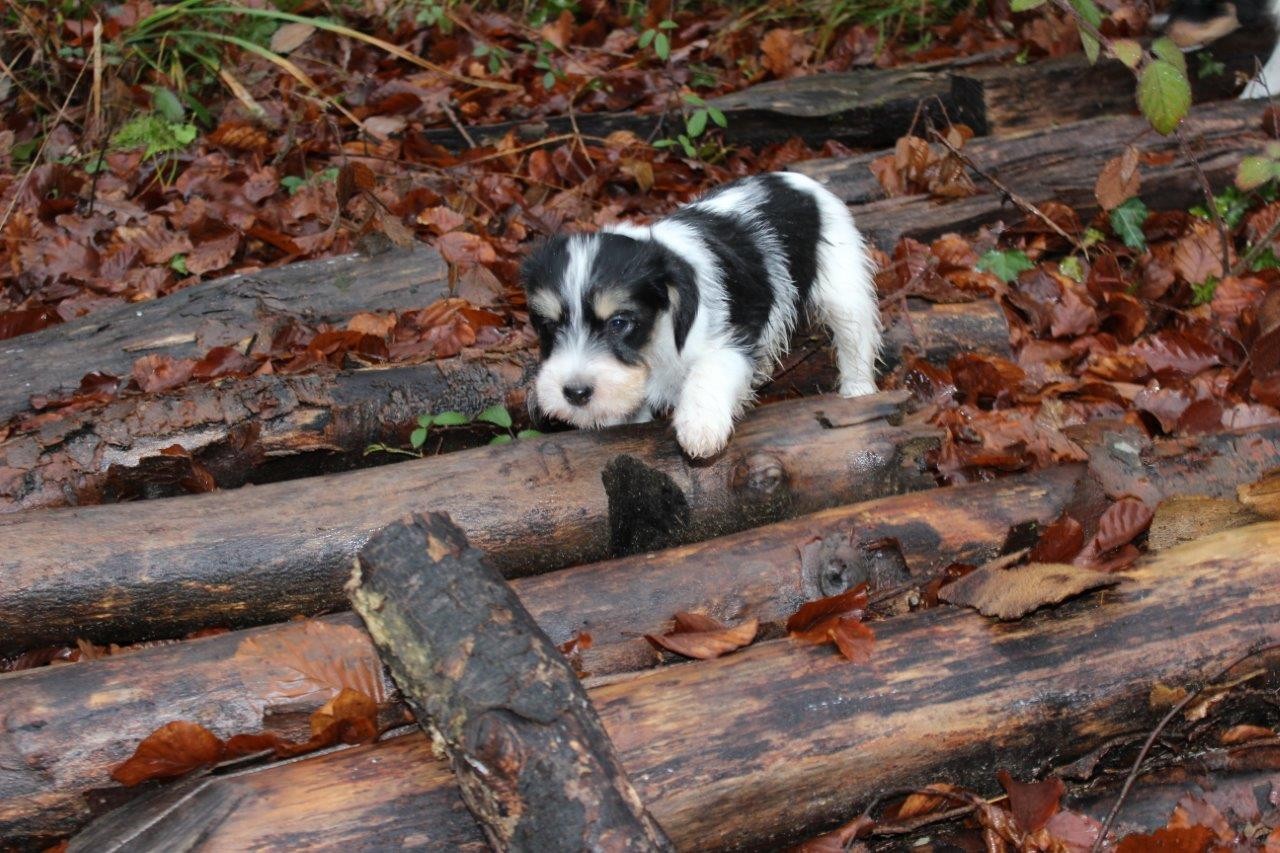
[607,314,633,335]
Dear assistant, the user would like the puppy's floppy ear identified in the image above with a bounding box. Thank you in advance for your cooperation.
[520,235,568,294]
[660,250,699,352]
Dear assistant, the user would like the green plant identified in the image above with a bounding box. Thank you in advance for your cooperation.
[653,93,727,159]
[111,113,198,160]
[280,166,339,195]
[637,19,678,61]
[1190,185,1256,230]
[1190,276,1219,306]
[976,249,1035,283]
[1109,197,1150,251]
[364,405,541,458]
[1196,53,1226,79]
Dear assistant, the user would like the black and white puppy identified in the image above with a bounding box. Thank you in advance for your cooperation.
[519,172,880,459]
[1164,0,1280,97]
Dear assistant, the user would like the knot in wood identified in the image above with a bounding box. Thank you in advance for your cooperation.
[729,453,786,498]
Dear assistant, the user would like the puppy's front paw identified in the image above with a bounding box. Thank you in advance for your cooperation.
[673,405,734,459]
[839,379,878,398]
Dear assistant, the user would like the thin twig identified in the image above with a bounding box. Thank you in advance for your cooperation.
[0,59,89,234]
[1090,639,1280,852]
[442,102,477,149]
[1175,127,1233,273]
[928,127,1084,253]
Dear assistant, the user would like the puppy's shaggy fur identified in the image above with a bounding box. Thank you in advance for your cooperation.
[520,171,881,458]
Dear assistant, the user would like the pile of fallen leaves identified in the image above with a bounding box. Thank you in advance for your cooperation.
[0,0,1148,344]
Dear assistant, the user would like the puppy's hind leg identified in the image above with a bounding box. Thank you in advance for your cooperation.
[809,212,882,397]
[671,347,755,458]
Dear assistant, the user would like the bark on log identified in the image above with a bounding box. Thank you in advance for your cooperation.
[0,242,447,426]
[0,299,1009,514]
[348,513,674,852]
[798,99,1267,249]
[70,520,1280,851]
[0,391,939,653]
[0,466,1087,846]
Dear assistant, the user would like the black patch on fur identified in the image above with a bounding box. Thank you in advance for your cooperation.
[520,236,572,356]
[670,205,774,349]
[757,173,822,306]
[586,233,676,363]
[603,454,689,557]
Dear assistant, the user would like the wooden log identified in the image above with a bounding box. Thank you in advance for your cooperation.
[0,299,1008,514]
[954,29,1274,136]
[418,67,986,152]
[798,99,1267,249]
[71,520,1280,850]
[0,242,447,426]
[0,391,939,654]
[0,466,1087,846]
[349,514,674,852]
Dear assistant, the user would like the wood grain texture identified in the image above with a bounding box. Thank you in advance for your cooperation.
[0,391,939,653]
[0,242,447,424]
[0,300,1007,514]
[349,514,674,852]
[75,520,1280,850]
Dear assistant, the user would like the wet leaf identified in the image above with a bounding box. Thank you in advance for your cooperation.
[645,612,759,659]
[111,721,225,786]
[997,769,1063,835]
[939,560,1122,620]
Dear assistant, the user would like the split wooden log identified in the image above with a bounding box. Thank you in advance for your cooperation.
[418,66,986,151]
[348,514,674,852]
[0,299,1009,514]
[798,98,1267,249]
[0,391,939,654]
[0,466,1088,846]
[70,520,1280,850]
[0,242,447,426]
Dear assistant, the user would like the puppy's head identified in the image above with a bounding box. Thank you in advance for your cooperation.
[520,232,695,429]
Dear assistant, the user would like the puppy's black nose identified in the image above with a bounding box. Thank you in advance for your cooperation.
[563,384,593,405]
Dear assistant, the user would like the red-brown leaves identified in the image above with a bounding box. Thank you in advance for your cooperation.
[131,354,195,394]
[111,687,381,786]
[1076,496,1152,570]
[111,721,225,786]
[870,130,976,199]
[787,585,875,662]
[234,619,386,703]
[1095,145,1141,211]
[1029,513,1085,563]
[996,769,1064,835]
[645,612,759,660]
[940,559,1121,620]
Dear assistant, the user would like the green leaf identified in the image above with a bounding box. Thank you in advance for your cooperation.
[975,249,1035,283]
[417,413,434,427]
[516,429,544,439]
[409,427,428,448]
[1082,227,1107,248]
[1150,37,1187,76]
[1237,155,1275,191]
[170,254,189,275]
[1069,0,1103,63]
[687,109,708,138]
[1196,53,1226,79]
[489,434,513,445]
[638,29,655,48]
[280,175,305,194]
[679,134,697,158]
[543,71,557,89]
[1059,256,1085,282]
[681,93,706,106]
[432,411,470,426]
[1009,0,1046,9]
[1190,276,1219,306]
[1110,39,1143,69]
[1137,60,1191,135]
[1109,197,1150,251]
[655,32,669,60]
[658,19,678,28]
[1251,247,1280,271]
[476,404,513,429]
[149,86,185,123]
[652,139,675,149]
[708,107,727,128]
